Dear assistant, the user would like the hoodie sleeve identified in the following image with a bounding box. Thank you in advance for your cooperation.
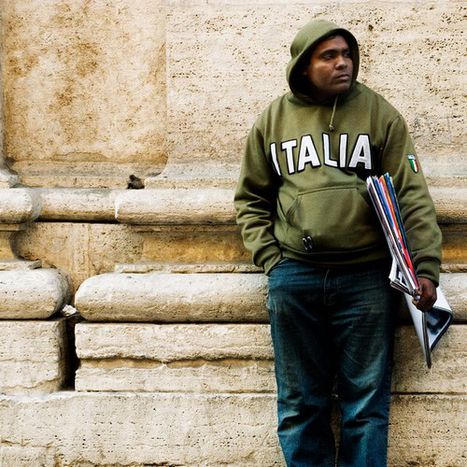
[234,124,282,274]
[381,115,442,285]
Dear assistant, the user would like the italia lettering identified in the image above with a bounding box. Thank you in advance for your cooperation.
[270,133,372,175]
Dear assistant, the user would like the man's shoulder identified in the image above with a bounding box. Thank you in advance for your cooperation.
[352,82,401,117]
[254,92,294,126]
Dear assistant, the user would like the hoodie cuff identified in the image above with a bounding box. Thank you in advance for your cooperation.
[416,260,441,287]
[257,246,282,275]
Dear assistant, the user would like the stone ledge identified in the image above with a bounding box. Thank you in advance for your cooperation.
[115,187,236,224]
[431,185,467,224]
[74,323,465,394]
[0,188,41,224]
[0,319,68,395]
[0,168,19,188]
[75,272,268,322]
[76,360,276,393]
[18,183,465,224]
[0,260,42,271]
[36,188,122,222]
[0,269,70,319]
[0,392,465,466]
[114,261,260,274]
[74,272,466,323]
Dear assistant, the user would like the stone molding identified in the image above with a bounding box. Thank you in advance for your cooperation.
[0,269,70,319]
[75,272,268,322]
[0,188,41,224]
[0,185,459,225]
[115,187,236,224]
[74,271,466,323]
[0,168,19,188]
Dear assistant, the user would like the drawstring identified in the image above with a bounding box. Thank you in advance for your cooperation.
[328,95,338,132]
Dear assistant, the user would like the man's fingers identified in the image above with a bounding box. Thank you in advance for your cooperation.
[413,278,437,311]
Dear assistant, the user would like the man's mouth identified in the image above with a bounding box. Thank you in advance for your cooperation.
[335,74,351,82]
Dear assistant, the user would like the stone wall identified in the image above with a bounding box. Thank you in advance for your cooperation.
[0,1,466,466]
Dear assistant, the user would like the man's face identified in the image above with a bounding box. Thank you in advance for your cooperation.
[303,35,353,102]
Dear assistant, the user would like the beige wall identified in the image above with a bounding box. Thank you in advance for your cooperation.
[1,0,167,187]
[1,1,465,186]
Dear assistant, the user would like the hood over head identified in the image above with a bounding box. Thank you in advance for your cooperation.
[286,19,360,103]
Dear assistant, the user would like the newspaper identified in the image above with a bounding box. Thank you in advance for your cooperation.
[367,174,453,368]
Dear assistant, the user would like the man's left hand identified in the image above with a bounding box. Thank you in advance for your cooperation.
[412,277,437,312]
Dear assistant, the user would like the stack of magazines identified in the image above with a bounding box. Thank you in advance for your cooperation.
[367,174,453,368]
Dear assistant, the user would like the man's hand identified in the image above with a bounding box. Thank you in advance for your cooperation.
[412,277,437,312]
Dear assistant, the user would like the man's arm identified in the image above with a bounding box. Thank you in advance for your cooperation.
[381,115,442,310]
[234,125,282,274]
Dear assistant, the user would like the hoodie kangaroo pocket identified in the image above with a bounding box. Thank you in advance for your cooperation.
[285,186,381,253]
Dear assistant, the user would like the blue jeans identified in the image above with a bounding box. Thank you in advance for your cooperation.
[267,258,396,467]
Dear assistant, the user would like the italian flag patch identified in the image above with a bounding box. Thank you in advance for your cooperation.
[408,154,419,173]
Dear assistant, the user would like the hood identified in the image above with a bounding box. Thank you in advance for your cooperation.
[286,19,360,103]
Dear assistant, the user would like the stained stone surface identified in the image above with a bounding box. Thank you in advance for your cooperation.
[1,0,167,188]
[14,215,466,293]
[0,319,68,394]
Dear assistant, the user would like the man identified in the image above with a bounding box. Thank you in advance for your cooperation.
[234,19,441,467]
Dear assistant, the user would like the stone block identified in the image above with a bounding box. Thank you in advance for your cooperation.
[77,361,276,394]
[0,259,41,270]
[0,445,55,467]
[0,319,68,394]
[0,392,465,466]
[392,325,467,394]
[74,323,465,394]
[432,186,467,224]
[76,323,273,361]
[439,272,467,320]
[15,222,143,293]
[75,323,274,392]
[75,272,268,322]
[0,168,19,188]
[389,395,467,467]
[0,268,70,319]
[137,225,249,264]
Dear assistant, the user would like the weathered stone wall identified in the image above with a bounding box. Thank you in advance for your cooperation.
[0,1,465,466]
[1,0,167,187]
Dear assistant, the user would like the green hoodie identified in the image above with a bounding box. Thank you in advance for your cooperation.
[234,20,442,284]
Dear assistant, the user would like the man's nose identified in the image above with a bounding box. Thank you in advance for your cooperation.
[335,55,347,68]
